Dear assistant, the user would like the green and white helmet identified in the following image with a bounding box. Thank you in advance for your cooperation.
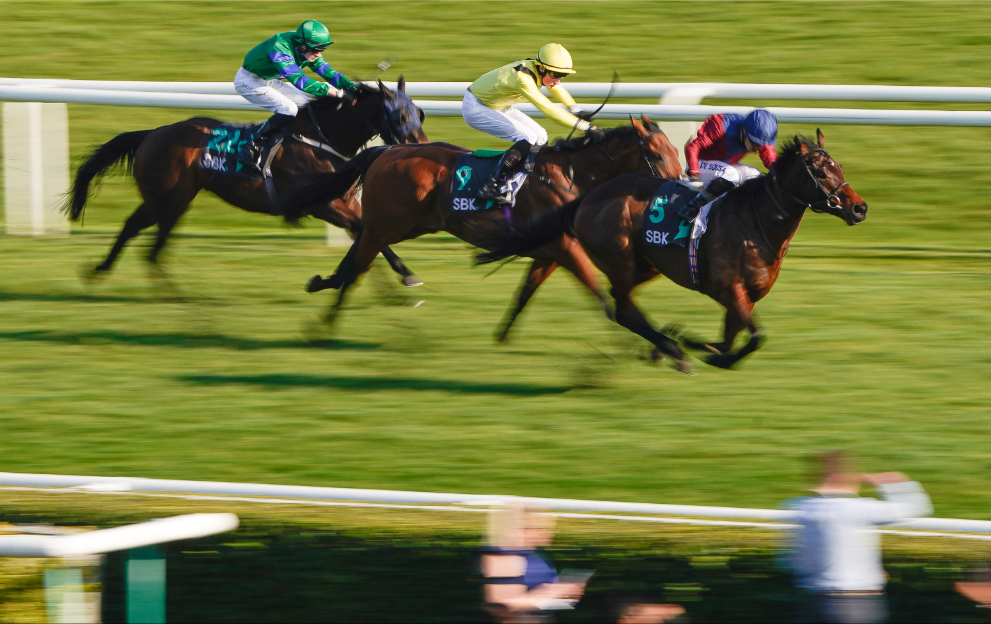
[292,20,334,51]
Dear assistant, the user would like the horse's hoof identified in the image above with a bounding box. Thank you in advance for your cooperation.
[705,353,735,369]
[650,346,666,362]
[401,275,424,288]
[79,265,106,284]
[675,360,695,376]
[306,275,325,293]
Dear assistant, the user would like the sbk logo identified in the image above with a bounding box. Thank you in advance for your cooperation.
[202,153,228,172]
[452,198,477,211]
[645,229,669,245]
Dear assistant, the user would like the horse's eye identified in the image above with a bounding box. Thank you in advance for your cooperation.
[399,109,409,125]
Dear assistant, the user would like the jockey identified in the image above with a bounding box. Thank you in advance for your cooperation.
[685,109,778,188]
[235,20,358,163]
[678,109,778,220]
[463,43,595,201]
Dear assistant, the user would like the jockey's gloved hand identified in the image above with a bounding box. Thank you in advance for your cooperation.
[338,89,357,105]
[574,110,595,122]
[687,171,704,189]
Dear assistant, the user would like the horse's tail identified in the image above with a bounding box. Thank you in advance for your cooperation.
[283,145,391,225]
[475,195,585,265]
[61,129,154,222]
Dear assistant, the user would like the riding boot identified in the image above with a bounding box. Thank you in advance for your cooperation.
[252,113,294,170]
[478,140,533,202]
[677,190,712,223]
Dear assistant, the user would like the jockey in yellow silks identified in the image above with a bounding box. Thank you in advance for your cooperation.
[463,43,594,200]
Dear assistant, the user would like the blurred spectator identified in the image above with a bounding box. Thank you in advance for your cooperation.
[785,451,933,624]
[615,600,686,623]
[956,567,991,615]
[480,501,586,623]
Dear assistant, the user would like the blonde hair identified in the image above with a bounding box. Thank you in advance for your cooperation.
[486,499,555,549]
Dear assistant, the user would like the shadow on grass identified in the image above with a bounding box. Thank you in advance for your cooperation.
[0,291,149,304]
[0,330,379,352]
[181,373,572,396]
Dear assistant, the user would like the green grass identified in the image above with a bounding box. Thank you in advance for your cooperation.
[2,1,991,522]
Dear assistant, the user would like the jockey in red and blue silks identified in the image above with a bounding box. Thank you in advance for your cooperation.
[685,109,778,189]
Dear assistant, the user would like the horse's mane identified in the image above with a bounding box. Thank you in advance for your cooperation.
[302,83,381,113]
[547,125,639,153]
[728,134,818,201]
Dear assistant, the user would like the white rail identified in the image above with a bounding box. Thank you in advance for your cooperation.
[7,77,991,103]
[0,513,239,557]
[4,85,991,127]
[3,472,990,539]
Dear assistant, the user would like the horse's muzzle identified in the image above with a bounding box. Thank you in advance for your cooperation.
[846,203,868,225]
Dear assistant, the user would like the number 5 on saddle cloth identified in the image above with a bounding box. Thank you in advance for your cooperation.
[642,181,700,248]
[448,148,539,213]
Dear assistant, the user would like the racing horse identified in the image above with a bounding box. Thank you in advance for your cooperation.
[64,79,428,285]
[282,115,683,337]
[475,131,867,373]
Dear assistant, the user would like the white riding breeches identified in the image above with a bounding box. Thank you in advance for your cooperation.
[698,160,762,188]
[461,90,548,145]
[234,67,313,117]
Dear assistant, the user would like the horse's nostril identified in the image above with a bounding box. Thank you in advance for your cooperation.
[853,204,867,217]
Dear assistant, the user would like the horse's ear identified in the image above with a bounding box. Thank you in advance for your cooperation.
[816,128,825,148]
[796,134,811,155]
[378,80,395,99]
[398,75,406,93]
[630,114,648,137]
[640,114,655,130]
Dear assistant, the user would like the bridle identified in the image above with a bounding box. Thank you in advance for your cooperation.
[766,148,850,219]
[590,129,665,179]
[755,147,850,260]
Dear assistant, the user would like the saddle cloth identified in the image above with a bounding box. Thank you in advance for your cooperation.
[641,180,700,248]
[448,149,533,213]
[200,122,264,179]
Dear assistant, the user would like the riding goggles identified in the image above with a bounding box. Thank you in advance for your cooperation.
[547,70,569,79]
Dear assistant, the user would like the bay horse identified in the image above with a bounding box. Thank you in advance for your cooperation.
[63,79,428,285]
[475,131,867,373]
[282,115,682,337]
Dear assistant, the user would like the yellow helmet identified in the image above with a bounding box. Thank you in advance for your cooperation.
[536,43,576,75]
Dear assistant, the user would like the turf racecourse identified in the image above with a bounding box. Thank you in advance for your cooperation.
[2,1,991,523]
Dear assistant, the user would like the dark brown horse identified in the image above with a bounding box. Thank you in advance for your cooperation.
[63,80,428,285]
[476,131,867,373]
[283,115,682,338]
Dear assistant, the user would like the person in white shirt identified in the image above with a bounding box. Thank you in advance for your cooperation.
[785,451,933,624]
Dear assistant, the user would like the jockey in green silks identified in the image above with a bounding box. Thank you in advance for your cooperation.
[235,20,358,152]
[463,43,596,201]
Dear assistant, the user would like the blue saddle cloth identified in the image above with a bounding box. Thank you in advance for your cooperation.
[448,150,532,213]
[642,180,700,248]
[200,122,263,179]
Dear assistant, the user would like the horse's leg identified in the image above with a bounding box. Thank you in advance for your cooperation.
[310,203,422,289]
[705,282,763,369]
[87,202,159,279]
[307,234,361,293]
[380,246,423,287]
[322,232,383,324]
[495,259,558,342]
[555,236,614,321]
[610,282,692,375]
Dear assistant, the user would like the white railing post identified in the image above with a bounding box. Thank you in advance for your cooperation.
[3,102,70,236]
[656,87,716,169]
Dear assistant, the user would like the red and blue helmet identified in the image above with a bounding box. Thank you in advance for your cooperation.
[744,109,778,146]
